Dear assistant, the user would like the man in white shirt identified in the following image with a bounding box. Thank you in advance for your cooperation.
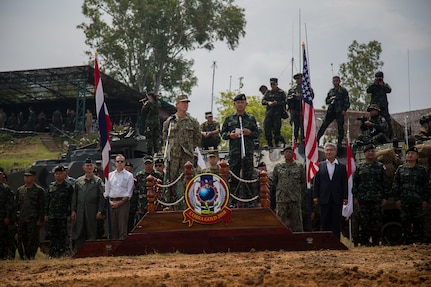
[105,154,134,240]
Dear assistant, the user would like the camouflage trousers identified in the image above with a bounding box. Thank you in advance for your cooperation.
[144,125,161,155]
[47,218,68,258]
[17,222,40,260]
[165,156,193,210]
[228,155,257,208]
[263,113,285,147]
[316,112,345,146]
[357,202,383,246]
[276,201,303,232]
[290,110,304,143]
[400,201,425,243]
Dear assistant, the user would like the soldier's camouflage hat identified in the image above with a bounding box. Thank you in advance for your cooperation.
[205,111,213,117]
[24,168,36,176]
[406,146,418,153]
[54,165,66,173]
[233,93,246,101]
[367,104,381,112]
[176,94,190,103]
[207,150,219,157]
[363,144,376,153]
[293,73,302,80]
[281,145,293,153]
[270,77,278,84]
[143,155,154,163]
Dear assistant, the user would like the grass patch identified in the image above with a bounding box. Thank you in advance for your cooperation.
[0,136,61,172]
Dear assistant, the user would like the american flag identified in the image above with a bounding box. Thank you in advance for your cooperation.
[342,137,356,218]
[94,56,112,180]
[301,46,319,184]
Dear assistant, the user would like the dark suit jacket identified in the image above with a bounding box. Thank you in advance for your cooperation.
[313,160,348,205]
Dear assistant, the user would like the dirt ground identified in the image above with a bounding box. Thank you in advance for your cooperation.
[1,244,430,287]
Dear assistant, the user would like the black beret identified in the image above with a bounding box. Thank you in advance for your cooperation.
[125,161,133,167]
[270,78,278,83]
[24,168,36,176]
[54,165,66,173]
[257,162,266,168]
[154,158,164,164]
[233,93,246,101]
[406,146,418,153]
[293,73,302,80]
[85,158,93,164]
[363,144,375,153]
[367,104,381,112]
[375,71,384,78]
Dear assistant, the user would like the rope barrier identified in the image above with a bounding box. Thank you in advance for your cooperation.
[156,196,185,207]
[156,173,184,188]
[228,170,259,183]
[230,193,260,203]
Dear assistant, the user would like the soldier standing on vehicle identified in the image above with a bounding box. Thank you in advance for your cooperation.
[367,71,393,140]
[392,146,429,244]
[221,94,259,207]
[352,144,390,246]
[316,76,350,147]
[200,112,221,150]
[415,112,431,140]
[142,92,161,155]
[262,78,287,148]
[44,166,73,257]
[15,168,45,260]
[272,145,306,231]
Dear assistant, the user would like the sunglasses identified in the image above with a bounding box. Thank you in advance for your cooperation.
[155,164,164,167]
[116,160,124,163]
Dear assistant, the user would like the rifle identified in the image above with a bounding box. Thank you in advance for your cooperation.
[238,115,246,159]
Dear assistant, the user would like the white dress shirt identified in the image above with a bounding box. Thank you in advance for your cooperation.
[104,168,134,198]
[325,158,339,180]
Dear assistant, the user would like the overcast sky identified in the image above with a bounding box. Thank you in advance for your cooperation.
[1,0,430,123]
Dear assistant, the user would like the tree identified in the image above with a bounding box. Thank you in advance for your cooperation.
[338,40,383,111]
[215,91,291,148]
[78,0,246,101]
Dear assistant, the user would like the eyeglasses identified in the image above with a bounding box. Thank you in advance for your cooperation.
[116,160,124,163]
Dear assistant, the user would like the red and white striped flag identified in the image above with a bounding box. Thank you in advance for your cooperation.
[301,45,319,185]
[94,56,112,180]
[291,123,298,160]
[342,137,356,218]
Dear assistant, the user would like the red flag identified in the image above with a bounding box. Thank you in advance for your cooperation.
[301,45,319,184]
[342,137,356,218]
[94,56,112,180]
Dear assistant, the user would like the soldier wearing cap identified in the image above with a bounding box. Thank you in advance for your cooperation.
[202,151,220,175]
[393,146,429,244]
[367,71,393,139]
[272,145,306,231]
[415,111,431,140]
[261,78,287,147]
[136,156,163,216]
[154,157,165,178]
[317,76,350,147]
[287,73,314,143]
[200,111,221,150]
[141,91,161,155]
[162,94,201,210]
[357,104,388,146]
[221,94,259,207]
[44,166,74,257]
[71,158,105,252]
[352,144,390,246]
[15,168,45,259]
[0,168,14,259]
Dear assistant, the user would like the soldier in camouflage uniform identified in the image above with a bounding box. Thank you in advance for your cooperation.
[136,156,163,218]
[162,94,201,210]
[202,151,220,175]
[352,144,391,246]
[287,73,314,143]
[44,166,73,257]
[414,112,431,140]
[154,157,165,179]
[317,76,350,147]
[393,146,429,244]
[272,145,305,232]
[142,92,161,155]
[15,168,45,260]
[262,78,287,147]
[0,170,14,259]
[200,112,221,150]
[367,71,393,139]
[358,104,388,145]
[221,94,259,207]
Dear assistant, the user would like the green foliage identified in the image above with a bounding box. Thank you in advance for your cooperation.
[338,40,383,111]
[215,91,292,148]
[78,0,246,102]
[0,133,12,144]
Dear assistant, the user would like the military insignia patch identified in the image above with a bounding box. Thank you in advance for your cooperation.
[183,173,232,226]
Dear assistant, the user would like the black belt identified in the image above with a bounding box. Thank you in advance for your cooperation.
[110,197,124,201]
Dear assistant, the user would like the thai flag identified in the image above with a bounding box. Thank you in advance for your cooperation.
[94,56,112,180]
[301,45,319,185]
[342,137,356,218]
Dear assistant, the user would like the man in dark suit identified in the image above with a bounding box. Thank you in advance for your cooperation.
[313,142,348,239]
